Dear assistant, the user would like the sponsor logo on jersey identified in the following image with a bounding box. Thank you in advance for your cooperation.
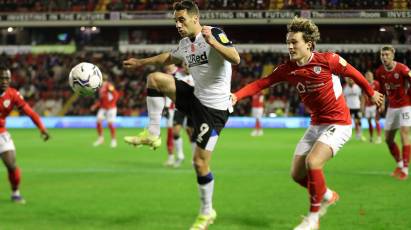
[394,73,399,79]
[186,51,208,67]
[218,33,229,44]
[3,99,10,108]
[313,66,321,74]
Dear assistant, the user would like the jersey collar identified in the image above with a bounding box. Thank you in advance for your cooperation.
[383,61,397,72]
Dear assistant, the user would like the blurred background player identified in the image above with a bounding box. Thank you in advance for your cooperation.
[250,92,264,136]
[375,45,411,180]
[0,64,50,204]
[163,64,178,166]
[362,70,382,144]
[172,62,195,168]
[343,77,365,141]
[92,74,119,148]
[232,17,384,230]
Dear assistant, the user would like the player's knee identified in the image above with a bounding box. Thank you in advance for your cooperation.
[173,134,180,140]
[146,72,162,89]
[192,158,207,172]
[305,155,323,169]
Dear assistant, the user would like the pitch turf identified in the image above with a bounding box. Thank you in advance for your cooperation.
[0,128,410,230]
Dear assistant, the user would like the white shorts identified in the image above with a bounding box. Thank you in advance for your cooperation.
[294,124,352,157]
[97,108,117,123]
[385,106,411,130]
[0,132,16,153]
[251,107,263,119]
[365,105,377,118]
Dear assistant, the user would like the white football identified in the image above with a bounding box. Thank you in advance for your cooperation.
[69,62,103,96]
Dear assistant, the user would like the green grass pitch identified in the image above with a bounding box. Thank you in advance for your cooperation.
[0,128,410,230]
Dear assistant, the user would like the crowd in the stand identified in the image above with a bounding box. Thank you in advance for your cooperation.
[0,0,408,12]
[2,50,410,117]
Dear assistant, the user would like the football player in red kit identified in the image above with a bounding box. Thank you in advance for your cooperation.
[250,92,264,136]
[92,74,119,148]
[362,71,382,144]
[375,45,411,180]
[0,64,49,204]
[232,17,384,230]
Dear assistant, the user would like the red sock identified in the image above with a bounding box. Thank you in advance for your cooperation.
[307,169,326,212]
[376,121,381,136]
[403,145,410,168]
[96,121,103,136]
[8,167,21,191]
[167,127,174,155]
[368,121,373,137]
[296,176,308,188]
[108,122,116,139]
[255,118,261,130]
[388,142,401,163]
[355,123,360,135]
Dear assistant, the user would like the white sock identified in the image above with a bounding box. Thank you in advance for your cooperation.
[308,212,319,223]
[175,137,184,160]
[147,96,164,136]
[12,190,20,196]
[322,188,333,201]
[199,180,214,215]
[402,167,409,175]
[398,161,404,168]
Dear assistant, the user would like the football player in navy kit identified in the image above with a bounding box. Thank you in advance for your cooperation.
[123,1,240,229]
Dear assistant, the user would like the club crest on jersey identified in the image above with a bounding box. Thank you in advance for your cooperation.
[394,73,399,79]
[313,66,321,74]
[186,51,208,67]
[3,99,10,108]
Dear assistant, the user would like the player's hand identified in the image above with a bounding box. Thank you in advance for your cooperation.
[41,131,50,142]
[371,90,384,107]
[230,93,237,106]
[123,58,143,70]
[201,26,215,45]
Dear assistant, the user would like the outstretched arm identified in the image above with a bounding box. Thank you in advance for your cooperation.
[21,104,49,141]
[123,52,181,70]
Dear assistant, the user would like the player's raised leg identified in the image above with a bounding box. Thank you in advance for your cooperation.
[1,150,25,204]
[124,72,176,149]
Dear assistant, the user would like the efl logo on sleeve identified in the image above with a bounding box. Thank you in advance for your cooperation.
[218,33,229,44]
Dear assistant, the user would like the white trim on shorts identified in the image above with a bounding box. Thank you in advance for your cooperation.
[385,106,411,130]
[294,124,352,157]
[365,105,377,119]
[0,131,16,153]
[97,108,117,123]
[251,107,264,119]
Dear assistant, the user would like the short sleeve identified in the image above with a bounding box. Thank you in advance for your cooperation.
[211,27,233,47]
[170,44,184,61]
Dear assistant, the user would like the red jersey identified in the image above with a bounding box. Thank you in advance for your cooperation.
[0,87,46,133]
[235,52,374,125]
[98,82,118,109]
[375,62,411,108]
[251,92,264,108]
[365,80,381,107]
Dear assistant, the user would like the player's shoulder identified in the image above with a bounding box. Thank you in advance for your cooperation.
[396,62,410,70]
[375,65,385,74]
[5,87,19,95]
[210,26,233,46]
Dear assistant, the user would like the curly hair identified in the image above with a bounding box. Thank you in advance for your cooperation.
[287,17,320,51]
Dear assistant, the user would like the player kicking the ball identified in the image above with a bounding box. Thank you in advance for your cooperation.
[0,64,50,204]
[232,17,384,230]
[123,1,240,229]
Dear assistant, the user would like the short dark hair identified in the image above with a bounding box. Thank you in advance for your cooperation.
[381,45,395,54]
[173,0,199,16]
[0,62,9,72]
[287,17,320,51]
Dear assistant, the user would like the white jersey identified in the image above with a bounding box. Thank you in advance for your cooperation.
[171,27,233,110]
[175,71,194,87]
[343,84,362,109]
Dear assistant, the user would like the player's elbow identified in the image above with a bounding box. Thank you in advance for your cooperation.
[230,54,241,65]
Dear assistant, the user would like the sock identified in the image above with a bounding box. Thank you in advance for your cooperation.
[376,121,381,136]
[368,120,373,138]
[307,169,326,213]
[96,121,103,136]
[147,89,165,136]
[256,118,261,130]
[402,145,410,171]
[295,176,308,188]
[323,188,333,201]
[388,142,401,164]
[308,212,319,224]
[197,172,214,215]
[355,123,361,137]
[108,122,116,139]
[8,167,21,192]
[174,136,184,160]
[167,128,174,155]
